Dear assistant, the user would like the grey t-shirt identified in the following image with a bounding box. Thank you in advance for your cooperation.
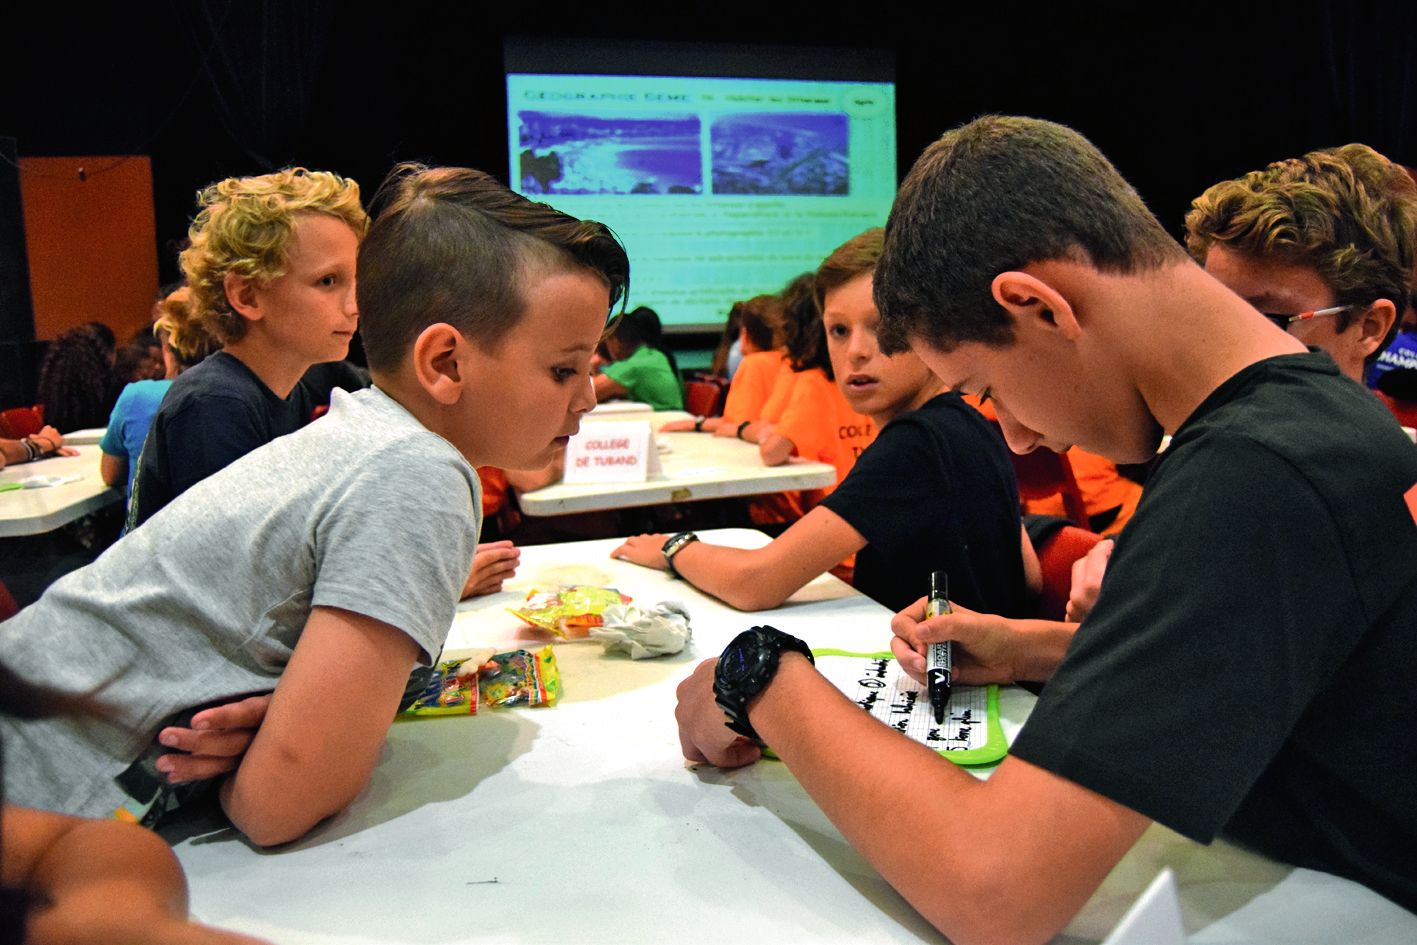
[1,386,480,817]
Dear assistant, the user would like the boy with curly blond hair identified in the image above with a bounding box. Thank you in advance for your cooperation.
[128,167,370,528]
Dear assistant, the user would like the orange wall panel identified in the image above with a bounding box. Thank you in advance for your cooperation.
[19,155,159,343]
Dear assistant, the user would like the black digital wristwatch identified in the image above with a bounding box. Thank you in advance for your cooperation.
[713,625,815,744]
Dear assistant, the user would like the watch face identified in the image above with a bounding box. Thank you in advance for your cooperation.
[719,642,768,685]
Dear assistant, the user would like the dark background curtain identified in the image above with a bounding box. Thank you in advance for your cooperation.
[1,0,1412,297]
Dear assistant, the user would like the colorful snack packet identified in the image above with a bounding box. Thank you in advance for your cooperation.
[400,656,484,717]
[399,645,563,718]
[509,586,631,638]
[481,645,562,708]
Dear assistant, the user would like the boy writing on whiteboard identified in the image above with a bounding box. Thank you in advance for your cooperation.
[673,117,1417,941]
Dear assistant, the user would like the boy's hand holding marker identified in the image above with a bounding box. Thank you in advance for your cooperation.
[891,599,1061,687]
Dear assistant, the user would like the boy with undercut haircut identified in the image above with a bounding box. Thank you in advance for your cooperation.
[672,116,1417,943]
[1184,141,1416,385]
[2,165,626,847]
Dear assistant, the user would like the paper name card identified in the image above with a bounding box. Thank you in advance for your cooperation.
[563,421,662,483]
[813,650,1008,766]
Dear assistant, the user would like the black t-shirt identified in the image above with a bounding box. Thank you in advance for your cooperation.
[1011,353,1417,911]
[821,392,1029,615]
[128,353,369,528]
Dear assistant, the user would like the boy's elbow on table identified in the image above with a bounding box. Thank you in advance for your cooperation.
[916,853,1076,945]
[718,582,790,612]
[686,547,793,612]
[219,751,369,848]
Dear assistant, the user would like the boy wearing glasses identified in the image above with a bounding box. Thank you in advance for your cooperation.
[1184,142,1414,384]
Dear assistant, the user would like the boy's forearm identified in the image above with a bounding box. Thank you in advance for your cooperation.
[747,656,1141,945]
[671,542,787,611]
[1009,618,1077,682]
[216,607,419,848]
[670,508,864,612]
[748,656,1002,940]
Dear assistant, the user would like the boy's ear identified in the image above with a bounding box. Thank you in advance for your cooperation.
[224,272,261,321]
[990,271,1081,340]
[411,323,467,405]
[1355,299,1398,357]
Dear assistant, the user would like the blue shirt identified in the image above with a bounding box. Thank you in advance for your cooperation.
[1366,329,1417,388]
[99,379,172,501]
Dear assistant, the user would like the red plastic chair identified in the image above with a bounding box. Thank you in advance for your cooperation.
[1033,525,1104,621]
[1377,390,1417,428]
[0,580,19,622]
[684,377,727,418]
[0,405,45,439]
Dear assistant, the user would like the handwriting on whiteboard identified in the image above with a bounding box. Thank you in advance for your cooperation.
[817,655,987,751]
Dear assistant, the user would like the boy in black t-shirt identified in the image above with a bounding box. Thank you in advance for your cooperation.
[673,117,1417,943]
[612,229,1037,615]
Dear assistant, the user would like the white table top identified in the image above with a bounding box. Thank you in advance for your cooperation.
[171,530,1416,944]
[587,399,657,416]
[0,445,122,537]
[62,427,107,446]
[519,420,837,516]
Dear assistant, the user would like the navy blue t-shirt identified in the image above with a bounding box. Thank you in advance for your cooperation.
[128,353,368,528]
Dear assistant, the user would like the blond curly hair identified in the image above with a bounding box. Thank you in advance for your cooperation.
[1185,143,1417,333]
[172,168,367,357]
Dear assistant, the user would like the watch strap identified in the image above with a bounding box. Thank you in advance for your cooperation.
[661,531,699,578]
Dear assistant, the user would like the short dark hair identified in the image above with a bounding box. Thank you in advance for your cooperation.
[608,305,663,350]
[876,115,1187,354]
[610,305,680,378]
[814,227,883,315]
[358,164,630,373]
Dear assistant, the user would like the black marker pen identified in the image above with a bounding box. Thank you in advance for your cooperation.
[925,570,952,724]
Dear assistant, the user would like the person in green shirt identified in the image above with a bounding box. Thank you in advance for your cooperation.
[594,306,684,410]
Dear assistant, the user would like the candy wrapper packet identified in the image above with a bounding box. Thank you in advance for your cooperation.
[509,585,631,639]
[400,645,561,718]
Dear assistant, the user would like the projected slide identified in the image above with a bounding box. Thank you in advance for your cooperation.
[507,73,895,329]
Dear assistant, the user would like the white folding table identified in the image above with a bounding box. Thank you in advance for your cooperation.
[170,530,1416,944]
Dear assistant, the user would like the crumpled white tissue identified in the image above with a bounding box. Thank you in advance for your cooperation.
[590,601,692,659]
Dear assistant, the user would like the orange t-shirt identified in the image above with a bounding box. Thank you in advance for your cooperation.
[721,350,788,424]
[749,368,874,525]
[477,466,509,519]
[962,395,1140,533]
[775,368,876,493]
[1053,448,1141,531]
[758,361,799,425]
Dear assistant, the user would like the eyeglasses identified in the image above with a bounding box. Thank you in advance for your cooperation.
[1261,304,1358,331]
